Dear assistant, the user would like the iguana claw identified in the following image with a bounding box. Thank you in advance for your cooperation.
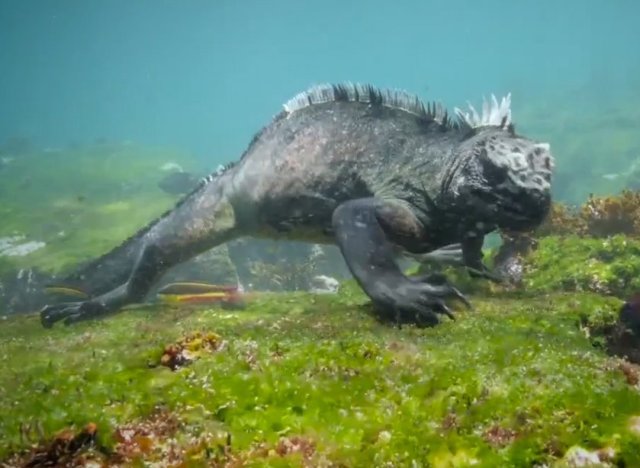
[40,301,107,328]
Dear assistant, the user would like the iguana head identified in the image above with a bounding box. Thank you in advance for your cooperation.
[450,96,555,232]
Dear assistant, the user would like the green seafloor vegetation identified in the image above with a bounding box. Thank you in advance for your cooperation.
[0,142,198,278]
[1,283,639,467]
[1,163,640,467]
[2,90,640,466]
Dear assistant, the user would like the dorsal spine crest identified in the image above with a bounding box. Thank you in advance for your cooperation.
[282,82,513,134]
[283,82,454,128]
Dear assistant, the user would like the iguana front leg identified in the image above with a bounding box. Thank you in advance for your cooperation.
[331,197,470,326]
[461,231,504,283]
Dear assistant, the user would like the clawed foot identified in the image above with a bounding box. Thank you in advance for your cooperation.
[40,301,107,328]
[372,273,471,327]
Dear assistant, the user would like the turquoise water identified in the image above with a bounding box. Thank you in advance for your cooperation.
[1,1,639,198]
[0,0,639,273]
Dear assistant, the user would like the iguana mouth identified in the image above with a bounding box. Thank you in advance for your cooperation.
[500,192,550,231]
[470,185,549,231]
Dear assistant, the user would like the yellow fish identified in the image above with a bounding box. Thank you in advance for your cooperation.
[44,285,89,299]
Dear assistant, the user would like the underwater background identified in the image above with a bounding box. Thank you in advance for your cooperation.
[2,0,640,466]
[2,0,640,203]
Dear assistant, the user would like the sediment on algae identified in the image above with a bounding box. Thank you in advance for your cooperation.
[1,282,640,466]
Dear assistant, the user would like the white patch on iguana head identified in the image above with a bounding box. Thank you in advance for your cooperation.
[455,131,555,231]
[487,139,554,192]
[454,94,512,130]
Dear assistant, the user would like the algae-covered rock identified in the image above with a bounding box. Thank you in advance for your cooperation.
[228,239,350,291]
[523,235,640,298]
[1,290,640,466]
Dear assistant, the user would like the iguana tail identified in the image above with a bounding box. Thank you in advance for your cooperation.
[45,170,239,301]
[45,214,165,300]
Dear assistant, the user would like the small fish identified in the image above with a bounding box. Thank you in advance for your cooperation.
[619,294,640,334]
[44,285,89,299]
[160,292,234,303]
[157,282,239,295]
[157,282,245,308]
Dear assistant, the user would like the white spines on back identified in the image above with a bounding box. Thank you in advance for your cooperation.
[282,83,450,125]
[454,94,512,130]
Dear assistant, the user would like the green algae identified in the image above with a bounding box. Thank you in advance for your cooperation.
[524,234,640,298]
[0,144,198,277]
[1,286,639,466]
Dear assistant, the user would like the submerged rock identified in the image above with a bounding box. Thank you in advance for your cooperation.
[619,295,640,335]
[157,171,199,195]
[0,235,46,257]
[309,275,340,294]
[562,445,615,467]
[160,161,184,172]
[227,239,349,291]
[0,156,14,170]
[0,267,52,314]
[492,231,538,286]
[151,244,240,297]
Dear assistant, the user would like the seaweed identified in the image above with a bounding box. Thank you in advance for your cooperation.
[533,190,640,238]
[580,190,640,237]
[1,289,640,465]
[520,235,640,298]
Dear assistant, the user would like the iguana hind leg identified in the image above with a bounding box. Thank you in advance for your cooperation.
[331,197,470,326]
[40,191,239,328]
[40,243,167,327]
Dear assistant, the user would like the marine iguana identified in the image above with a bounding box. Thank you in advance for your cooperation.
[40,83,554,328]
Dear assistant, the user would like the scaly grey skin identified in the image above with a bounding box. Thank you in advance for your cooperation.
[40,83,554,328]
